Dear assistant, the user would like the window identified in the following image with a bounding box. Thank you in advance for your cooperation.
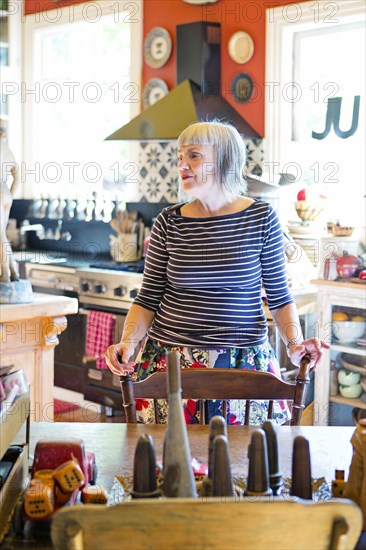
[265,0,365,226]
[23,0,142,199]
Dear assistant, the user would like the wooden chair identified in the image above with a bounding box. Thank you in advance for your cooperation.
[120,354,311,426]
[51,498,363,550]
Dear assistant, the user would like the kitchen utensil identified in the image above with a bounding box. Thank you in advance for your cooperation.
[131,434,160,499]
[211,435,235,497]
[109,219,121,234]
[245,429,271,496]
[291,436,312,500]
[162,351,197,498]
[262,420,282,496]
[117,210,128,233]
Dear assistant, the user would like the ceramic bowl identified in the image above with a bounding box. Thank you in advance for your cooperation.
[337,369,361,387]
[339,383,363,399]
[295,201,323,222]
[332,321,366,344]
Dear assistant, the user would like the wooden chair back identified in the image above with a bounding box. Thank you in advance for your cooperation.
[120,354,311,426]
[51,498,363,550]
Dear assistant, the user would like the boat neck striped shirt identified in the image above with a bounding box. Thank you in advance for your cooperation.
[134,199,294,348]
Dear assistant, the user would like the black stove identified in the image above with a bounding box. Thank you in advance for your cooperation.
[89,260,144,273]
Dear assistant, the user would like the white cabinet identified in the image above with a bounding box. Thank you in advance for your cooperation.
[313,280,366,426]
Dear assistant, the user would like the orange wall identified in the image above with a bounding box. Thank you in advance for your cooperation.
[143,0,309,137]
[25,0,309,136]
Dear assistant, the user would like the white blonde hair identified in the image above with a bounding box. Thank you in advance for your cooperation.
[177,120,247,198]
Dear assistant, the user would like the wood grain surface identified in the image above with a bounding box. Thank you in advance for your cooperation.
[3,423,357,549]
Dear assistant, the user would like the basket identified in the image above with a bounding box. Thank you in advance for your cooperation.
[295,201,323,222]
[331,226,354,237]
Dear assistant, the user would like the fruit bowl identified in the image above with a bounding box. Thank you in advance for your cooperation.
[295,201,323,222]
[332,321,366,344]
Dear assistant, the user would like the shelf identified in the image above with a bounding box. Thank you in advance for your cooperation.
[331,344,366,357]
[330,395,366,410]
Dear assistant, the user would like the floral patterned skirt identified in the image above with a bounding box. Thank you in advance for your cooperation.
[132,338,291,425]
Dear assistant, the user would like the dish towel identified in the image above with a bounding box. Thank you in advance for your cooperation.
[85,311,115,369]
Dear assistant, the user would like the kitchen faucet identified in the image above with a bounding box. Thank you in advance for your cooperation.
[20,221,46,249]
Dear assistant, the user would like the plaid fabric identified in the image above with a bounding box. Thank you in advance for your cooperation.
[85,311,115,369]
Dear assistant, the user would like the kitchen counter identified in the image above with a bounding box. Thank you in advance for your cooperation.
[0,293,78,421]
[0,292,78,322]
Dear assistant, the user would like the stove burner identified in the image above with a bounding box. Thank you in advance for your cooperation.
[89,261,144,273]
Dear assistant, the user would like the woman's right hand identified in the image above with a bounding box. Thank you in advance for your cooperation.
[104,342,135,376]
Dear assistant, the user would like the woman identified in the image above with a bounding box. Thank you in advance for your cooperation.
[105,121,329,424]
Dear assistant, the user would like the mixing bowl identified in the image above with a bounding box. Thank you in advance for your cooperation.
[332,321,366,344]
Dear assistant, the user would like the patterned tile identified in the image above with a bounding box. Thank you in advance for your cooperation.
[136,139,264,204]
[244,138,264,177]
[138,141,179,204]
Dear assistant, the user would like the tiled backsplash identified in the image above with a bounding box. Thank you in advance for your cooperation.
[137,139,264,203]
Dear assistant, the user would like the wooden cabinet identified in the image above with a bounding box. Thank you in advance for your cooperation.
[0,392,30,542]
[0,293,78,421]
[312,280,366,426]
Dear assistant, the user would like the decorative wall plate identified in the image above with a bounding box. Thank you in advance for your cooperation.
[142,79,169,109]
[231,73,254,103]
[144,27,172,69]
[228,31,254,64]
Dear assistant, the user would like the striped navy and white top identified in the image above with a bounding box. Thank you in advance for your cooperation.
[134,199,293,348]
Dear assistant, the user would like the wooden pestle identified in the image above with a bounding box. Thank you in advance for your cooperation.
[262,420,283,496]
[245,429,272,497]
[211,435,235,497]
[290,436,312,500]
[202,415,227,497]
[131,434,161,499]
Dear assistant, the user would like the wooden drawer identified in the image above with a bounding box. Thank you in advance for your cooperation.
[0,393,30,459]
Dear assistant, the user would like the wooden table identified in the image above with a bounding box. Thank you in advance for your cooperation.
[2,423,358,548]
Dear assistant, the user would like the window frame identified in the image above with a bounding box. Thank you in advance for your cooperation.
[264,0,365,169]
[22,0,142,197]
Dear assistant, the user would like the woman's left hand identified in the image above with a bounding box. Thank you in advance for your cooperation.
[287,338,331,370]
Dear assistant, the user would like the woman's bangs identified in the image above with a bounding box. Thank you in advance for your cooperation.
[178,124,215,147]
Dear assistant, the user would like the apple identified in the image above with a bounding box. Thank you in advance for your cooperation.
[297,189,307,201]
